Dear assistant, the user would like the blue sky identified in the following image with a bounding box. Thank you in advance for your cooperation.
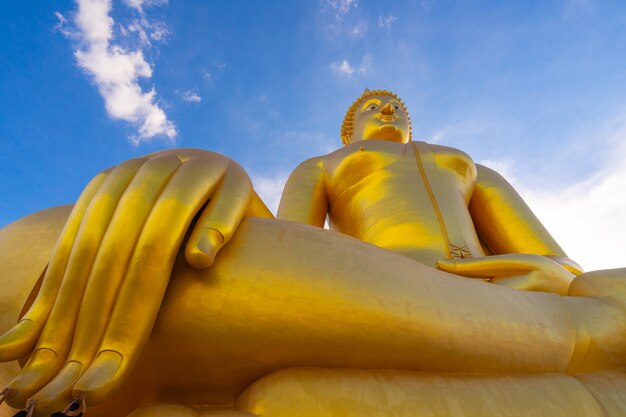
[1,0,625,271]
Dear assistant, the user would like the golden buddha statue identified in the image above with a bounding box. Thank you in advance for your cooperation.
[0,89,625,417]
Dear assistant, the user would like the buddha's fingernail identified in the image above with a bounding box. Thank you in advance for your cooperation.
[59,361,83,385]
[437,259,456,270]
[7,348,57,397]
[188,229,223,268]
[0,319,36,361]
[32,361,83,405]
[203,228,224,247]
[75,350,122,396]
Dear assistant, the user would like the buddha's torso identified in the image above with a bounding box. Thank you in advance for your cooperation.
[323,140,485,266]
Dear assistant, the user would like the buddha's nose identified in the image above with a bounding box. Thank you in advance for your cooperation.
[381,103,394,115]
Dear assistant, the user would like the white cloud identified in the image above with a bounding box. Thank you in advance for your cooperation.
[331,54,371,76]
[122,0,167,12]
[378,13,397,29]
[520,161,626,272]
[351,21,368,38]
[57,0,176,144]
[477,159,516,181]
[54,12,74,37]
[148,21,169,41]
[331,59,355,75]
[481,140,626,272]
[281,131,336,155]
[251,173,289,215]
[177,88,202,103]
[323,0,358,20]
[359,53,372,74]
[119,11,170,47]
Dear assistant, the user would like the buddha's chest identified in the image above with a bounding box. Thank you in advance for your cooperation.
[324,141,477,205]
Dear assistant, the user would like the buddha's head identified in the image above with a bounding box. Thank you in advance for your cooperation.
[340,89,412,145]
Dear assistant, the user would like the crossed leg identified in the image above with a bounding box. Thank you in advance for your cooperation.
[1,211,625,417]
[146,218,625,395]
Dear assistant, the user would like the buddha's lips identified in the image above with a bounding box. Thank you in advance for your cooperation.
[377,114,397,123]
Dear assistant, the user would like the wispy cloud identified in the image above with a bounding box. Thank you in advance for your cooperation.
[251,172,289,215]
[122,0,167,11]
[481,136,626,272]
[378,13,397,29]
[203,71,213,84]
[426,119,498,145]
[331,59,355,75]
[323,0,358,20]
[520,153,626,272]
[280,131,336,155]
[331,54,372,76]
[53,11,73,37]
[350,21,368,38]
[55,0,176,144]
[562,0,594,18]
[176,88,202,103]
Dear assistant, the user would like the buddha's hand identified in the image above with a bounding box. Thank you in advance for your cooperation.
[437,254,575,295]
[0,149,272,411]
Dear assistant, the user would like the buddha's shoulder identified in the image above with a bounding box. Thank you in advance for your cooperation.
[419,142,477,180]
[421,142,473,161]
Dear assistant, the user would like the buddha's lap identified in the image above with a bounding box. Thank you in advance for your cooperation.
[1,207,626,410]
[120,217,589,387]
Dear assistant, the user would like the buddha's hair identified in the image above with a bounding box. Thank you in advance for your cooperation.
[340,88,412,145]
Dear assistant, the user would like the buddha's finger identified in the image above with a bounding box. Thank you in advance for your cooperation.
[437,254,549,278]
[3,158,147,404]
[73,157,228,404]
[26,154,184,408]
[0,168,111,362]
[185,161,253,268]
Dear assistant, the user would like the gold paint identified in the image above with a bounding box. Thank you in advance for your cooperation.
[341,89,412,145]
[410,140,453,259]
[0,90,624,417]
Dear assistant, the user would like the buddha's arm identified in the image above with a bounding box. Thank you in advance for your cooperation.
[277,157,327,226]
[438,164,583,295]
[468,164,583,275]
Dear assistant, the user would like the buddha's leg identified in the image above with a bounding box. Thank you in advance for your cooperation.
[566,268,626,373]
[135,218,625,405]
[2,211,625,414]
[127,404,256,417]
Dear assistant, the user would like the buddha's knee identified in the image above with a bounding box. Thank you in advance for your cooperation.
[569,268,626,308]
[565,268,626,373]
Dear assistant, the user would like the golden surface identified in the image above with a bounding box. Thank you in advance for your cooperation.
[238,368,622,417]
[0,91,624,416]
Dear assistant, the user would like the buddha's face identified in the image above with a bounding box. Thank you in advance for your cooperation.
[352,94,410,143]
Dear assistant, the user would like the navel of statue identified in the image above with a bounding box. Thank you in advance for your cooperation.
[0,89,625,417]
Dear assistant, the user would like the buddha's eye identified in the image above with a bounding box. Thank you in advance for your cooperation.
[395,105,400,110]
[370,105,377,110]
